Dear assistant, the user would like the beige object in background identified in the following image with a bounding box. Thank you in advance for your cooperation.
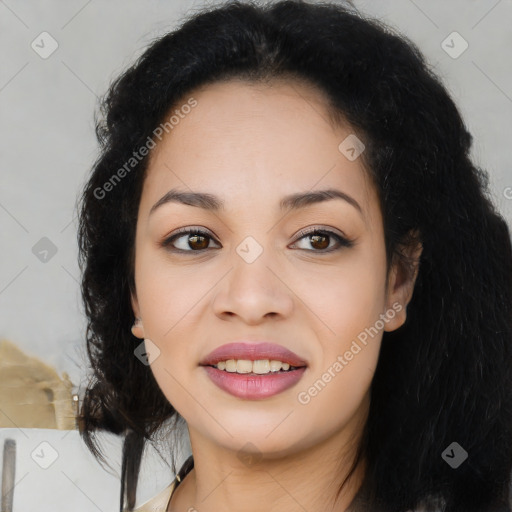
[0,339,76,430]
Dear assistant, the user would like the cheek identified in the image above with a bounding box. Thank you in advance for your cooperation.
[297,282,385,430]
[295,246,386,408]
[133,250,205,405]
[135,244,213,336]
[299,246,387,343]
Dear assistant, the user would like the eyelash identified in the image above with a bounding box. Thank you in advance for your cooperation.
[161,226,354,254]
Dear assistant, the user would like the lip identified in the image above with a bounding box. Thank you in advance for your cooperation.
[199,342,308,367]
[203,366,307,400]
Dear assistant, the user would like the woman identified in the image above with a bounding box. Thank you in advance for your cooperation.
[76,1,512,511]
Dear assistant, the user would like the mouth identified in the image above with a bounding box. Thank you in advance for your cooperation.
[199,341,308,399]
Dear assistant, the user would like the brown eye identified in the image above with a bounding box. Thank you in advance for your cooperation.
[186,233,210,250]
[161,226,354,255]
[161,228,219,252]
[291,228,354,253]
[309,233,330,250]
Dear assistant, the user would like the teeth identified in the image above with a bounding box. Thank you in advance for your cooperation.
[253,360,270,374]
[215,359,296,374]
[269,360,282,372]
[225,360,237,372]
[237,360,253,373]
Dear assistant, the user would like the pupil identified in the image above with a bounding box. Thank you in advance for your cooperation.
[311,234,329,250]
[190,234,208,250]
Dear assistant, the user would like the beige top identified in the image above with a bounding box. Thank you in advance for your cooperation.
[132,481,176,512]
[129,455,194,512]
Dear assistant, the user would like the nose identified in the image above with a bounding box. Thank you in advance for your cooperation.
[212,244,294,325]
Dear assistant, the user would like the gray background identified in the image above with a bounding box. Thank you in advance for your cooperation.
[2,0,512,397]
[1,0,511,509]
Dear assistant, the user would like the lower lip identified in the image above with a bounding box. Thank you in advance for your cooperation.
[202,366,307,400]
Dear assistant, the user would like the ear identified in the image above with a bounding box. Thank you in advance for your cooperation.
[383,230,423,332]
[130,291,145,339]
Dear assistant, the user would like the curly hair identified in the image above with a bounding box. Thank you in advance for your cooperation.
[76,1,512,511]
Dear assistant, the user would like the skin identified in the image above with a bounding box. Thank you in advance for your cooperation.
[130,78,422,512]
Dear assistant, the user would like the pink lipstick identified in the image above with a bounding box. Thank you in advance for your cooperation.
[200,342,307,400]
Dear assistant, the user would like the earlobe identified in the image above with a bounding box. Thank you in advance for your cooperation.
[130,293,145,339]
[131,317,145,339]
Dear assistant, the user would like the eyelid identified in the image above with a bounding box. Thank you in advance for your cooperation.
[293,225,350,243]
[160,225,216,245]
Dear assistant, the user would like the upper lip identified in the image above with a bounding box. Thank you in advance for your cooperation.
[199,342,308,367]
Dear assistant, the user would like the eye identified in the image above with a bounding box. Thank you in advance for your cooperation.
[162,228,219,252]
[160,226,354,254]
[161,227,220,253]
[291,227,354,253]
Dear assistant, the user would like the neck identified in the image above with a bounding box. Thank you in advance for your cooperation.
[169,405,369,512]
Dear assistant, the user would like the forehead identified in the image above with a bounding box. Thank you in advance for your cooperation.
[141,78,377,223]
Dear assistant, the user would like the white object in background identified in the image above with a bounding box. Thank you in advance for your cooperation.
[0,423,191,512]
[0,428,122,511]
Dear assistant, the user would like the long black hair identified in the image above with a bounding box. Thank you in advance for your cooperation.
[76,1,512,510]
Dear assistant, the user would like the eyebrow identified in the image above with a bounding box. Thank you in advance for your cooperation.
[149,187,363,217]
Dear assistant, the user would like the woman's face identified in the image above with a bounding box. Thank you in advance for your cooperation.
[131,78,416,460]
